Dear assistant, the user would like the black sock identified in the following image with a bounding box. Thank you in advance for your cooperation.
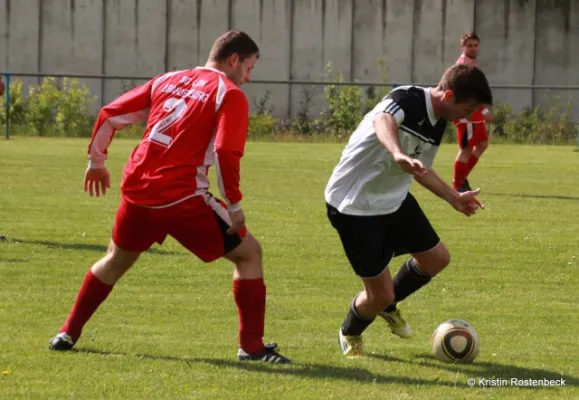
[383,258,432,313]
[341,293,375,336]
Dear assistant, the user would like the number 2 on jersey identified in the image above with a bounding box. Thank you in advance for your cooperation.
[148,97,187,147]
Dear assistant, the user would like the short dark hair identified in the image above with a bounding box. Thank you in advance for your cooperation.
[461,31,480,46]
[438,64,493,105]
[208,30,260,62]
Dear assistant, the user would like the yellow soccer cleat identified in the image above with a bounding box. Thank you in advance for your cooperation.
[379,308,413,338]
[338,328,365,358]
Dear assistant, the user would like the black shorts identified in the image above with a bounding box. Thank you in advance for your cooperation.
[327,193,440,278]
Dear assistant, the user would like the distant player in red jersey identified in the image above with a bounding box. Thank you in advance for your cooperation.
[452,31,494,192]
[48,30,291,363]
[0,77,5,96]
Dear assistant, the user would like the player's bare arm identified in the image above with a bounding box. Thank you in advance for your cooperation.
[374,112,428,177]
[414,170,484,216]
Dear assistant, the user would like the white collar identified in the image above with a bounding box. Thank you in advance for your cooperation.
[195,66,226,76]
[422,88,438,126]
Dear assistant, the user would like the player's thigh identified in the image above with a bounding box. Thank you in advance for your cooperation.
[168,195,244,263]
[327,204,394,279]
[391,193,441,258]
[473,123,489,144]
[112,198,168,253]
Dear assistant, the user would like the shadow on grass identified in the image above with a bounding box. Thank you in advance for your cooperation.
[73,347,460,387]
[71,347,579,388]
[487,192,579,202]
[369,353,577,388]
[0,257,28,263]
[8,238,183,256]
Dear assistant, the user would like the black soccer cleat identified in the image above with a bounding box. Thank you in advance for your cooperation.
[49,332,75,351]
[457,179,472,193]
[237,342,291,363]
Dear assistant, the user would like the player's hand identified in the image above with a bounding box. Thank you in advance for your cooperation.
[452,188,485,217]
[393,153,428,177]
[83,167,111,197]
[227,208,246,235]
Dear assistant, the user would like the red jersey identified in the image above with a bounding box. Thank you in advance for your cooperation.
[88,67,248,211]
[454,54,489,125]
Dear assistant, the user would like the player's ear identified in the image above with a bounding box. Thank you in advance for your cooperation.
[443,90,455,103]
[228,53,240,67]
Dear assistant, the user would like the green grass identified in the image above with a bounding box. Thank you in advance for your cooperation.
[1,138,578,399]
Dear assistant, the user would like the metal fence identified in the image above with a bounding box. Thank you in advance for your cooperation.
[3,71,579,140]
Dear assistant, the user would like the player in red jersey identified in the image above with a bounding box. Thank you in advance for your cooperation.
[48,30,291,363]
[452,32,494,192]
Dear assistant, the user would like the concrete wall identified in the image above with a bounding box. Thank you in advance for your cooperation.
[1,0,578,119]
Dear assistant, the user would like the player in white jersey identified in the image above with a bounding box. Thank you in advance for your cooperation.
[325,64,493,358]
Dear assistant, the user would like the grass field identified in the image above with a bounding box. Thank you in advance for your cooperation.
[1,138,578,399]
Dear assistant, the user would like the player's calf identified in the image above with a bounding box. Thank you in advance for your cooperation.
[337,291,380,357]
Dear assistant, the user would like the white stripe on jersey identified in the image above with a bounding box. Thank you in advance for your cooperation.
[398,125,437,145]
[206,195,232,224]
[216,76,227,111]
[382,99,405,125]
[89,110,150,167]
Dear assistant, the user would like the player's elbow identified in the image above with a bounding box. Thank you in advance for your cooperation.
[373,112,391,127]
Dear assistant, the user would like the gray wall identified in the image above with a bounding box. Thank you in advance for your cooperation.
[1,0,578,118]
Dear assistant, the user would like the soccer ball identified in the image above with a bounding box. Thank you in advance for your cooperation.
[430,319,479,363]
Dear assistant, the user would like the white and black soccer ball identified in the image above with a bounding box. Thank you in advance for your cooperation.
[430,319,479,363]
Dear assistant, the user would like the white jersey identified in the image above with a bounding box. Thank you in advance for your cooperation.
[325,86,448,216]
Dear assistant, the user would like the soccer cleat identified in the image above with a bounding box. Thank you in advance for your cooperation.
[379,309,413,338]
[49,332,75,351]
[338,328,365,358]
[237,342,291,363]
[457,179,472,193]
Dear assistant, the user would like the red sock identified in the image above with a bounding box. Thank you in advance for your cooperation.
[60,270,114,341]
[466,154,479,176]
[233,278,266,354]
[453,161,469,189]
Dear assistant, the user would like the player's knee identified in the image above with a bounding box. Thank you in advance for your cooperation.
[477,140,489,152]
[227,233,262,265]
[416,244,451,276]
[457,148,471,162]
[431,247,451,274]
[249,237,263,263]
[107,245,140,270]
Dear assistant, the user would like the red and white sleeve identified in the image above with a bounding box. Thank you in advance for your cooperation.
[87,80,153,168]
[214,89,249,212]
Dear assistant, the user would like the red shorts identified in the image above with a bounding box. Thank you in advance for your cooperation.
[456,122,489,149]
[112,194,246,262]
